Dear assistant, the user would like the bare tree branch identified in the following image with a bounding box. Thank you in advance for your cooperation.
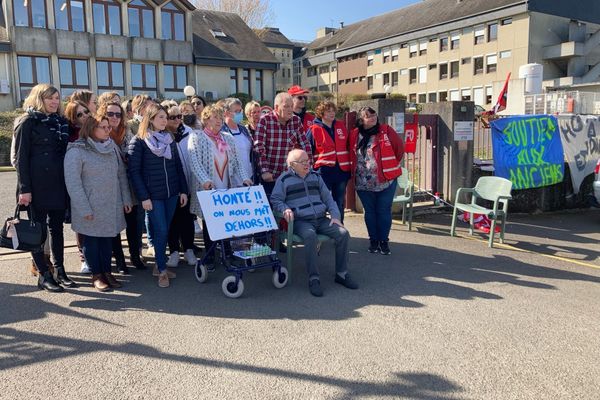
[193,0,275,29]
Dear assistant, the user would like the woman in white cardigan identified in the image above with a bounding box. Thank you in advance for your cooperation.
[188,104,252,267]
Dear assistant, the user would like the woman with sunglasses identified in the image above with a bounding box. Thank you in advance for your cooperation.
[164,105,197,268]
[97,101,147,273]
[64,116,132,292]
[69,90,97,115]
[350,107,404,255]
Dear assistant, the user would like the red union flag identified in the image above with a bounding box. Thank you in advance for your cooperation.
[491,72,511,115]
[404,114,418,154]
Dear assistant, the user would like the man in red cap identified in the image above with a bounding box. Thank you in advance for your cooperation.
[288,85,315,132]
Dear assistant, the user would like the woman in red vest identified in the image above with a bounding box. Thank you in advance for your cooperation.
[350,107,404,255]
[306,101,351,222]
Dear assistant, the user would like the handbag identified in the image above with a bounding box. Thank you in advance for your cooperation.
[0,205,44,251]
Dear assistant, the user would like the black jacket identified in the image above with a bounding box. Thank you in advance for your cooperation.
[127,136,188,201]
[13,115,68,210]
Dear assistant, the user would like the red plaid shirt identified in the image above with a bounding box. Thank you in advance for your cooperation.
[254,113,312,179]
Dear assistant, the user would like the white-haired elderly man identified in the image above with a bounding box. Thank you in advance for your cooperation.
[271,149,358,297]
[254,92,312,197]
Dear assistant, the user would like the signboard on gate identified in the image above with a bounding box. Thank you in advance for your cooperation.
[454,121,474,141]
[197,185,276,241]
[404,113,418,154]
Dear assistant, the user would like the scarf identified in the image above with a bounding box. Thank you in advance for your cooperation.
[173,124,187,143]
[26,107,70,144]
[204,127,229,154]
[144,130,173,159]
[87,137,115,154]
[357,123,380,157]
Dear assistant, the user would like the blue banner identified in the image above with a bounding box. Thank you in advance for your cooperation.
[491,115,564,190]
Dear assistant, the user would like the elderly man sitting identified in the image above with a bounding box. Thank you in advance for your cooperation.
[271,149,358,297]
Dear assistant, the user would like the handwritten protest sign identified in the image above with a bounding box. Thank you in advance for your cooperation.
[197,186,276,241]
[558,115,600,194]
[491,115,564,190]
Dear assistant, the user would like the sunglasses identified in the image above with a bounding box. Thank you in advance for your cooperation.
[168,114,182,120]
[106,111,122,118]
[76,109,90,118]
[295,96,306,101]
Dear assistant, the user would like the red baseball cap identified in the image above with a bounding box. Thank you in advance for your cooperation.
[287,85,310,96]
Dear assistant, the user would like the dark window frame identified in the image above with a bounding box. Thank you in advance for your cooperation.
[391,71,398,86]
[409,68,417,84]
[17,55,51,96]
[54,0,87,32]
[254,70,263,100]
[58,58,90,90]
[14,0,48,28]
[440,37,449,52]
[439,63,448,80]
[163,64,187,91]
[161,1,185,40]
[367,76,373,90]
[242,68,250,96]
[128,0,155,38]
[96,60,124,91]
[230,68,238,94]
[92,0,122,35]
[131,63,157,92]
[450,61,459,78]
[473,57,484,75]
[488,23,498,42]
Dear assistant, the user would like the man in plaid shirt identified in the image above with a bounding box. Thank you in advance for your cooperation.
[254,92,312,196]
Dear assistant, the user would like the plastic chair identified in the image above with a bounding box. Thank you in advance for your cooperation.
[392,167,414,230]
[275,212,332,284]
[450,176,512,248]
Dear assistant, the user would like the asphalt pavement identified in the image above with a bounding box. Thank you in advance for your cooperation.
[1,170,600,400]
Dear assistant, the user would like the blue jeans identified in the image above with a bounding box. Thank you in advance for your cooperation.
[81,235,112,275]
[324,179,348,223]
[145,210,154,247]
[357,179,397,242]
[146,196,178,272]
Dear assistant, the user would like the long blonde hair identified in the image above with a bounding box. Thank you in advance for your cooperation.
[23,84,62,114]
[138,103,167,139]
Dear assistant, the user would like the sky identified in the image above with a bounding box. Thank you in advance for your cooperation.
[270,0,421,42]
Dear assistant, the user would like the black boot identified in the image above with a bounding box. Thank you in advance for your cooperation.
[38,271,64,292]
[130,254,147,270]
[115,255,129,274]
[55,266,78,288]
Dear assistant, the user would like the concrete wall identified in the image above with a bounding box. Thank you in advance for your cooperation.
[0,53,14,111]
[194,66,275,103]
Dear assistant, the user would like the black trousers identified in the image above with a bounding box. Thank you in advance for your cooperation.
[31,208,65,274]
[168,201,195,253]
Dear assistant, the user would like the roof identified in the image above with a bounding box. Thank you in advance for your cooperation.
[308,0,525,52]
[192,10,278,69]
[154,0,196,12]
[255,27,294,48]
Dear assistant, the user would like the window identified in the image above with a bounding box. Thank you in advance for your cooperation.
[400,68,408,76]
[485,86,493,104]
[164,64,186,91]
[409,68,417,84]
[331,64,337,72]
[17,55,51,100]
[428,93,437,103]
[488,23,498,41]
[391,71,398,86]
[473,87,484,106]
[409,43,417,58]
[391,48,399,62]
[499,50,512,59]
[474,26,485,45]
[419,41,427,56]
[14,0,47,28]
[383,73,390,85]
[486,54,497,73]
[93,0,121,35]
[331,83,337,92]
[128,0,154,38]
[461,89,471,101]
[418,67,427,83]
[418,93,426,103]
[450,33,460,50]
[450,61,459,78]
[474,57,484,75]
[450,90,459,101]
[374,73,382,80]
[230,68,238,94]
[319,65,329,74]
[254,70,263,101]
[210,28,226,38]
[326,45,336,52]
[242,69,250,95]
[439,63,448,79]
[367,52,374,66]
[439,91,448,102]
[59,58,89,97]
[428,64,437,70]
[96,60,124,94]
[409,93,416,103]
[501,18,512,25]
[54,0,85,32]
[307,67,316,77]
[161,2,185,40]
[131,63,157,97]
[440,37,448,51]
[383,48,390,63]
[314,48,324,55]
[367,76,373,90]
[461,57,471,65]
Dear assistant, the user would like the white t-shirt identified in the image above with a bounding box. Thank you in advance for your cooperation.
[230,128,252,187]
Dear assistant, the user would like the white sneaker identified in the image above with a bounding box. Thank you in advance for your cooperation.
[146,246,155,258]
[166,251,180,267]
[184,249,197,266]
[80,261,91,274]
[194,220,202,235]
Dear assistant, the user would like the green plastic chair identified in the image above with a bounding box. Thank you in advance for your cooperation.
[450,176,513,248]
[275,212,332,284]
[392,167,414,230]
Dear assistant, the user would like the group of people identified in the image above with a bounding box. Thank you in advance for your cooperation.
[12,83,404,297]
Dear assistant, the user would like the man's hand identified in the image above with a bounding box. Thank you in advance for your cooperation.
[202,181,214,190]
[329,218,343,227]
[124,205,132,213]
[242,179,253,186]
[283,208,294,223]
[261,172,274,183]
[142,199,153,211]
[180,193,188,207]
[18,193,32,206]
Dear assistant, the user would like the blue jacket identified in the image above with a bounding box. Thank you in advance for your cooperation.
[127,136,188,201]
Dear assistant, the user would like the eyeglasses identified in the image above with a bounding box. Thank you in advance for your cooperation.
[106,111,122,119]
[76,109,90,118]
[168,115,182,120]
[292,159,310,165]
[295,96,306,101]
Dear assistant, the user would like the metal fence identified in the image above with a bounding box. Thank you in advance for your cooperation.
[524,91,600,115]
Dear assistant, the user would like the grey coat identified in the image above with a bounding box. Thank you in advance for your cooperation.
[64,138,132,237]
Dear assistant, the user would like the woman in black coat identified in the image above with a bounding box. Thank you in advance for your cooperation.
[13,84,77,292]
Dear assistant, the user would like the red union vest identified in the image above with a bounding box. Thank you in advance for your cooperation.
[312,122,351,171]
[303,112,315,132]
[378,127,402,180]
